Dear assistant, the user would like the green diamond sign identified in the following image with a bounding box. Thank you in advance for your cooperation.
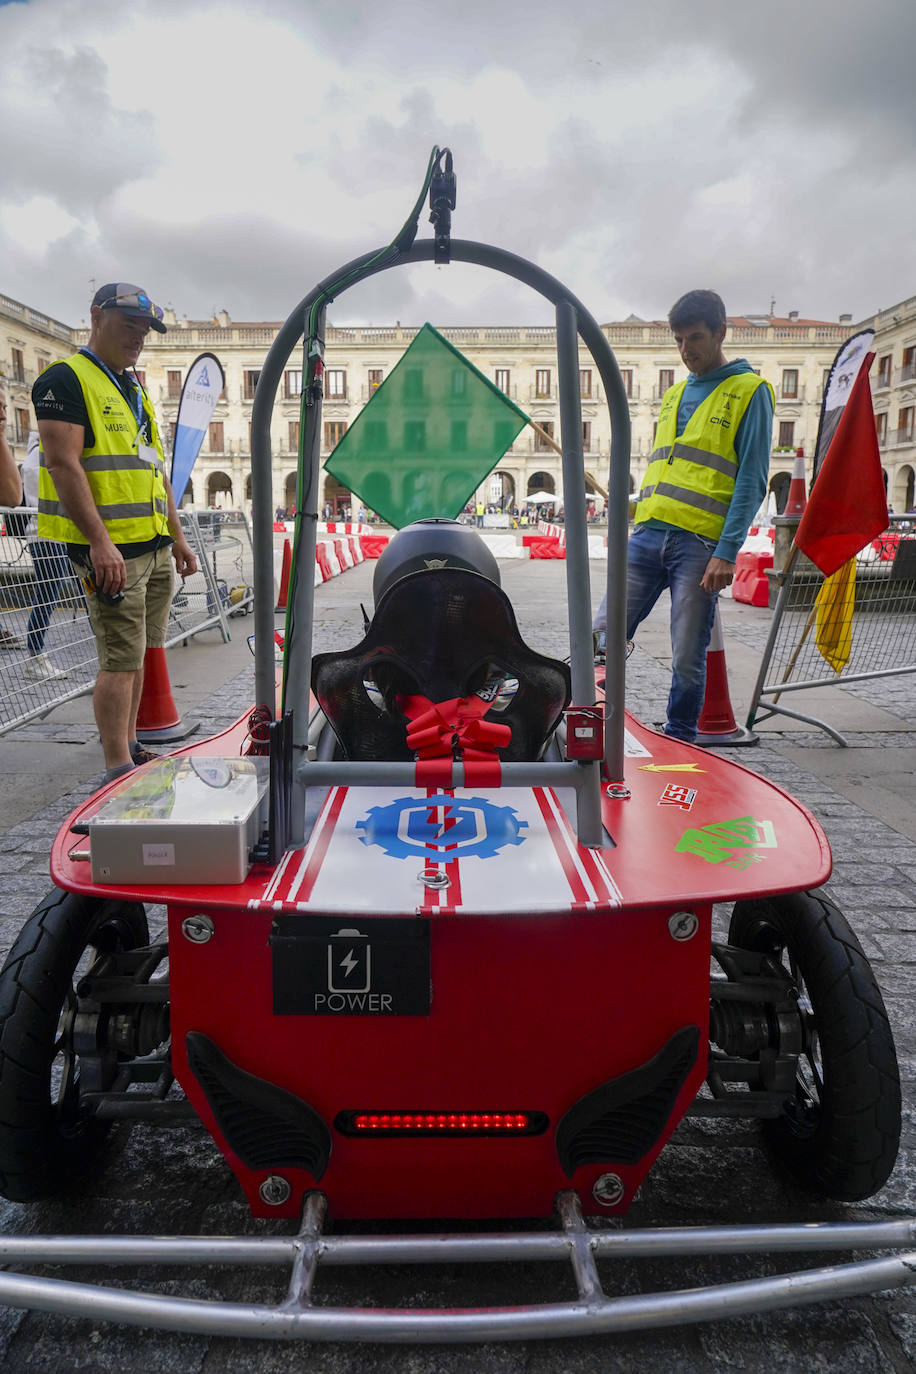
[323,323,529,529]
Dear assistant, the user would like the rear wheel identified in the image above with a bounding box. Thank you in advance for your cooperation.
[0,887,149,1201]
[728,889,900,1200]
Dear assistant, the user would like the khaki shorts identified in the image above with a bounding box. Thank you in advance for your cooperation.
[76,545,174,672]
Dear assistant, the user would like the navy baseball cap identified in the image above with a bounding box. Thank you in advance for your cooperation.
[91,282,167,333]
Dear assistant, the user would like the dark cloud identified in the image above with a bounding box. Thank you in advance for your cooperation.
[2,0,915,331]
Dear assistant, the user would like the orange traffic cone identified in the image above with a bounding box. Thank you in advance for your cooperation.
[275,539,292,611]
[136,646,200,744]
[693,605,758,747]
[784,447,808,516]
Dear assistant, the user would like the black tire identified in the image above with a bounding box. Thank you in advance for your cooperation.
[0,887,149,1201]
[729,889,901,1201]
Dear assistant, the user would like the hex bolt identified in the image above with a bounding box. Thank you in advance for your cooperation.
[181,914,215,944]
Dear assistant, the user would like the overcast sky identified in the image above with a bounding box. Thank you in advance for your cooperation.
[1,0,913,333]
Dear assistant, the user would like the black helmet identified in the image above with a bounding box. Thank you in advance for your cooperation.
[373,518,500,604]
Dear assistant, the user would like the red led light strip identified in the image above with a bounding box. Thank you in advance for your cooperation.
[353,1112,531,1132]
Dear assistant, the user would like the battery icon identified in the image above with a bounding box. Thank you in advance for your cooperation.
[327,930,371,993]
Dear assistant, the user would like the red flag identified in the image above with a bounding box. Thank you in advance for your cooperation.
[794,353,888,577]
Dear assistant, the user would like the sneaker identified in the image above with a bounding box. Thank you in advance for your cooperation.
[24,652,68,681]
[131,746,164,765]
[0,628,23,650]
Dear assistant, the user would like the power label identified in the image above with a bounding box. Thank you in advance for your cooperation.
[270,915,430,1016]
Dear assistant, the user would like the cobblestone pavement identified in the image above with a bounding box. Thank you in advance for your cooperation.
[0,560,913,1372]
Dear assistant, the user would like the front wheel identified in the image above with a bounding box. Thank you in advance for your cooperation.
[0,887,150,1201]
[728,889,900,1201]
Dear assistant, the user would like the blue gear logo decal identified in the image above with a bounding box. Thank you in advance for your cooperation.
[356,794,528,860]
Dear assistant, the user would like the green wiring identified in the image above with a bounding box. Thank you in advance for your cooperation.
[281,146,443,708]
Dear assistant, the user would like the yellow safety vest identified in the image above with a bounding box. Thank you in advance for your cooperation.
[637,373,773,540]
[37,352,171,547]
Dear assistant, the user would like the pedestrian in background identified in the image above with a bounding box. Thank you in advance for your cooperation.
[0,387,24,650]
[22,430,70,682]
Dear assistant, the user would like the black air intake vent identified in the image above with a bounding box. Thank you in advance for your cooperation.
[185,1032,331,1179]
[556,1026,700,1176]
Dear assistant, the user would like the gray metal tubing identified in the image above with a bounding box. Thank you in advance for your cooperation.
[747,699,849,746]
[283,309,325,844]
[761,663,916,694]
[297,760,588,790]
[248,239,632,831]
[0,1254,912,1341]
[555,300,604,847]
[0,1218,914,1267]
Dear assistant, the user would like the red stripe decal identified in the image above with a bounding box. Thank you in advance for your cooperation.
[534,787,590,905]
[549,789,613,903]
[292,786,349,903]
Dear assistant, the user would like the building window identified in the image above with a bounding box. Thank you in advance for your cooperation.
[325,369,347,399]
[167,369,182,400]
[289,421,300,451]
[897,406,914,444]
[451,419,468,451]
[876,413,888,447]
[451,369,467,398]
[877,354,892,388]
[324,420,347,449]
[902,346,916,383]
[368,368,384,391]
[243,369,261,400]
[658,368,674,394]
[284,369,302,399]
[15,407,29,443]
[134,370,146,388]
[778,420,795,448]
[822,367,832,395]
[404,419,426,452]
[208,421,224,453]
[620,369,633,399]
[535,369,551,399]
[534,420,555,452]
[781,369,798,399]
[581,421,592,451]
[579,368,592,399]
[495,368,510,394]
[11,348,24,383]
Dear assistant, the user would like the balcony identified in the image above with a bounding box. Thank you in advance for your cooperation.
[891,428,915,448]
[896,363,916,386]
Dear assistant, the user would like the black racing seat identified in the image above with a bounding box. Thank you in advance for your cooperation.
[311,568,571,763]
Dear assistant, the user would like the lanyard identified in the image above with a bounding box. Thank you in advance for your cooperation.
[79,348,146,430]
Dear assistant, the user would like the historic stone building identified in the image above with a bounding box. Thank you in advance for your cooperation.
[861,295,916,515]
[3,286,910,520]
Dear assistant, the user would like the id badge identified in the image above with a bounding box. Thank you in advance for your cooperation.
[137,441,159,469]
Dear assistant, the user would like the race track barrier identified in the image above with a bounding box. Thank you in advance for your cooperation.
[747,516,916,745]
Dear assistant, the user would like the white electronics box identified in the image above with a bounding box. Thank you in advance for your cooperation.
[89,757,270,885]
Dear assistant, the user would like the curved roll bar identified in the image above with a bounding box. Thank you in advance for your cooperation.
[249,239,632,846]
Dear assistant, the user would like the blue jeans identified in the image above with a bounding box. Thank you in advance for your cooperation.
[27,539,72,656]
[623,525,719,742]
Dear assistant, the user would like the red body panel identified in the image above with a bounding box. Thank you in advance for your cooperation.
[49,698,831,1221]
[168,900,711,1220]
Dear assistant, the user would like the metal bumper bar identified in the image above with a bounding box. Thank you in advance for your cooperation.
[0,1192,914,1342]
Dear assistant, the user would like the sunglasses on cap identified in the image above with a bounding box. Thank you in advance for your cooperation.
[98,290,164,322]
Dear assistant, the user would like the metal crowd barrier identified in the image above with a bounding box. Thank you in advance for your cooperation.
[747,514,916,744]
[0,508,255,736]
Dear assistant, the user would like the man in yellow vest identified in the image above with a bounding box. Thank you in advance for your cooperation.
[33,282,197,781]
[594,290,774,742]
